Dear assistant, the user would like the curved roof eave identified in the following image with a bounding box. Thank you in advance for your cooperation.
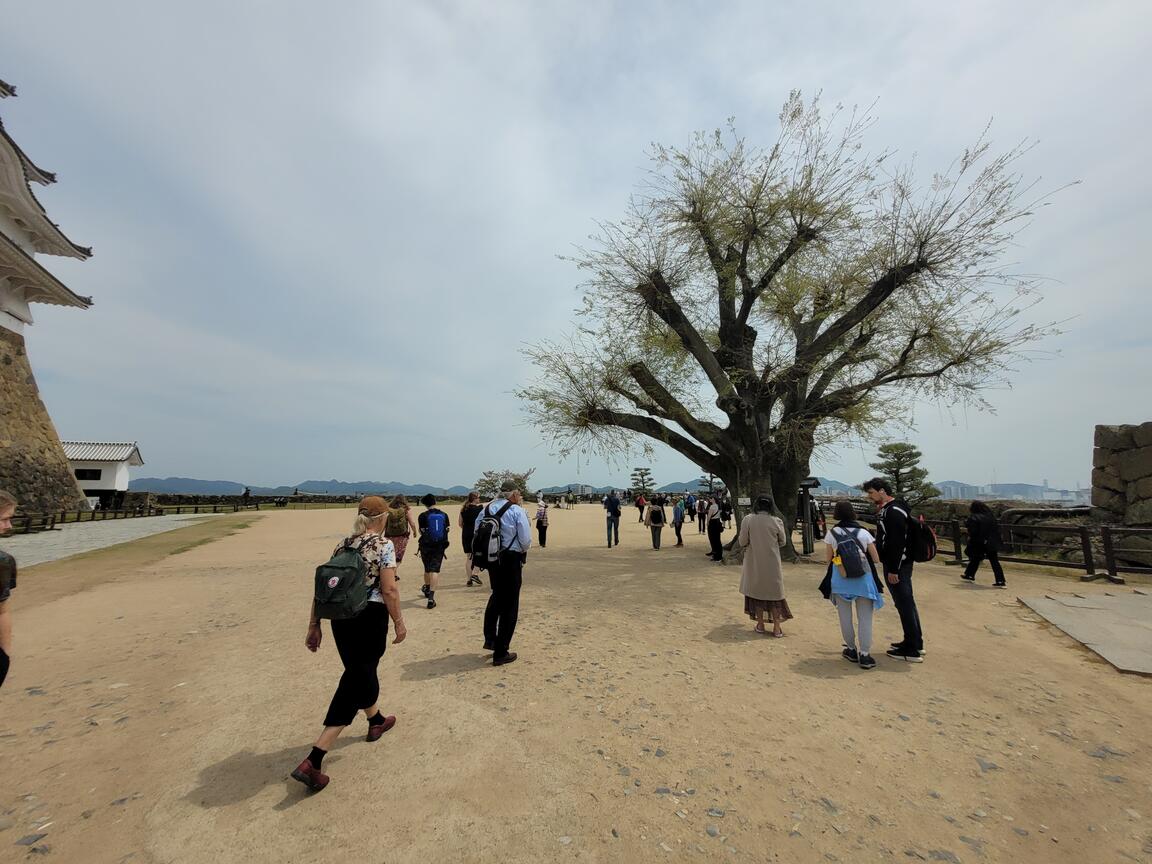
[0,229,92,309]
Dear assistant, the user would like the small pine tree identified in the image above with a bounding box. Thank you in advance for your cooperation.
[868,443,940,507]
[630,467,655,496]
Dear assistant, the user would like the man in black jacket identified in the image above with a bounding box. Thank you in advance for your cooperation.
[862,478,924,662]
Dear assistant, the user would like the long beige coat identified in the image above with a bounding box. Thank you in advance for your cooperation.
[738,512,788,601]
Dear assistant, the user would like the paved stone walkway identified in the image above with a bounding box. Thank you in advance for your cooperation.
[2,513,228,568]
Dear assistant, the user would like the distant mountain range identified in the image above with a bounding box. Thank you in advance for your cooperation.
[130,477,470,496]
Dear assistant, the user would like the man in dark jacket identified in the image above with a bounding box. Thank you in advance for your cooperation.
[862,478,924,662]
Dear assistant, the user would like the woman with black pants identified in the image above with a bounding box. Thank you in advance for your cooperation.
[292,496,408,793]
[963,500,1006,587]
[706,497,725,561]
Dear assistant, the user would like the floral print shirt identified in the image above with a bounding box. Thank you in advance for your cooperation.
[334,533,396,604]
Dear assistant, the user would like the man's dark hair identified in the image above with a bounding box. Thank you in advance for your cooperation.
[861,477,893,495]
[421,493,436,508]
[833,500,857,522]
[970,499,991,515]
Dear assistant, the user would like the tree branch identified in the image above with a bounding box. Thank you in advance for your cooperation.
[626,362,727,450]
[584,406,723,474]
[736,226,816,327]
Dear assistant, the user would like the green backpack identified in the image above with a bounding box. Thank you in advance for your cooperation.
[313,541,369,620]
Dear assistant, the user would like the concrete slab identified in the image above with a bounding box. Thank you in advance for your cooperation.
[1021,591,1152,676]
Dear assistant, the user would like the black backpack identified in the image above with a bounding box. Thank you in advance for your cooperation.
[648,506,664,526]
[471,501,513,571]
[831,527,867,578]
[313,540,369,619]
[891,506,938,563]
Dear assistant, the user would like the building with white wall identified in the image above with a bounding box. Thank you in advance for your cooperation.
[61,441,144,507]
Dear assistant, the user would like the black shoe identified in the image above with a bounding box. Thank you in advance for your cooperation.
[994,582,1007,588]
[493,652,518,666]
[890,642,927,656]
[420,584,430,598]
[886,647,924,663]
[483,640,494,651]
[858,654,876,670]
[842,647,859,663]
[427,599,436,609]
[961,574,975,582]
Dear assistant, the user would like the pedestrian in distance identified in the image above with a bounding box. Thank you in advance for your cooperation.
[0,489,18,690]
[671,496,686,547]
[604,489,622,547]
[293,496,407,793]
[963,500,1006,587]
[696,498,707,534]
[635,492,647,522]
[721,495,734,529]
[644,497,667,549]
[820,500,885,669]
[862,477,925,662]
[475,480,532,666]
[738,493,792,636]
[383,495,419,569]
[459,491,484,586]
[535,499,549,548]
[417,493,450,609]
[706,496,725,561]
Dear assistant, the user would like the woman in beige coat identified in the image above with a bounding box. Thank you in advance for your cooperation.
[738,493,793,636]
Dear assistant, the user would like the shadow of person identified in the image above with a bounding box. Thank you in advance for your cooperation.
[790,653,910,679]
[400,653,488,681]
[185,737,361,811]
[704,622,761,644]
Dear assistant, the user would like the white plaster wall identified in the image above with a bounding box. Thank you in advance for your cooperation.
[68,460,133,491]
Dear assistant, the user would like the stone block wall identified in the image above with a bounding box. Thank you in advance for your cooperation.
[0,327,88,512]
[1092,423,1152,566]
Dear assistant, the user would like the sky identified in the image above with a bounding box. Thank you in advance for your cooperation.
[2,0,1150,491]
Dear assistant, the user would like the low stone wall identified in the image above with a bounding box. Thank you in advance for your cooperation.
[0,328,88,512]
[1092,422,1152,565]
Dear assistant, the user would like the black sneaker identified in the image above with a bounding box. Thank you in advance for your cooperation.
[961,574,975,582]
[886,647,924,663]
[890,642,927,656]
[858,654,876,670]
[427,599,436,609]
[994,582,1007,588]
[842,647,859,663]
[420,584,430,598]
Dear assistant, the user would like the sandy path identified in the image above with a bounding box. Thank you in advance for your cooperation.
[2,505,1150,863]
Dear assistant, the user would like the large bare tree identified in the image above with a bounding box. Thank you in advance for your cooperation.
[521,93,1057,553]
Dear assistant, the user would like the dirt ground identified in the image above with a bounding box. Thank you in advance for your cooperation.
[2,505,1150,864]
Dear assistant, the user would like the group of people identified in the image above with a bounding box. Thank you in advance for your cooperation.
[604,489,734,561]
[293,480,532,792]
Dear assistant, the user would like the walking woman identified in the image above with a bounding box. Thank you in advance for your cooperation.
[383,494,418,568]
[459,491,484,586]
[535,499,549,548]
[292,496,407,792]
[671,496,685,547]
[963,500,1006,587]
[644,497,667,549]
[821,500,884,670]
[706,496,725,561]
[738,493,792,636]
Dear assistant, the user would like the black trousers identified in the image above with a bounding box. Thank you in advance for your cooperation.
[323,603,388,727]
[673,522,683,544]
[707,519,724,560]
[0,646,9,689]
[650,525,663,549]
[537,523,548,548]
[964,549,1005,583]
[697,513,706,533]
[606,515,620,546]
[484,550,523,657]
[889,561,924,652]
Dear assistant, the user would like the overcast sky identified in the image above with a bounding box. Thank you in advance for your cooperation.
[3,1,1149,491]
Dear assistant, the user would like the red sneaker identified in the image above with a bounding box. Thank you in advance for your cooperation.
[366,715,397,742]
[291,759,329,792]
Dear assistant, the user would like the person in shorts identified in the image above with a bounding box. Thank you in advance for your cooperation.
[417,494,450,609]
[459,491,484,586]
[0,489,16,689]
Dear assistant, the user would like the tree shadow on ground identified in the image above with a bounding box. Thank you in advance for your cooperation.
[185,736,361,811]
[399,652,490,681]
[791,653,911,679]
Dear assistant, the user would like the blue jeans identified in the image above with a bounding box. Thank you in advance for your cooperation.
[606,515,620,546]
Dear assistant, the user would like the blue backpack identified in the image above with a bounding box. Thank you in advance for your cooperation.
[423,510,448,545]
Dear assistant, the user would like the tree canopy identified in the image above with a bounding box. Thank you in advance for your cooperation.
[868,442,940,507]
[520,92,1057,551]
[473,468,536,500]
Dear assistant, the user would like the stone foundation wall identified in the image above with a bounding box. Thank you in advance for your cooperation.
[1092,422,1152,566]
[0,327,88,512]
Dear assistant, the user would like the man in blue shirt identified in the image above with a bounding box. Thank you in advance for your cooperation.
[603,489,622,547]
[475,480,532,666]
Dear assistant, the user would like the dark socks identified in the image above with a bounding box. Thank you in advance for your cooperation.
[307,746,327,769]
[367,711,385,727]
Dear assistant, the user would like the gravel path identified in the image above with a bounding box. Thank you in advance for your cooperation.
[3,513,227,567]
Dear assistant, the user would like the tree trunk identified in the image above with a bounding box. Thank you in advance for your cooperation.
[719,455,810,562]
